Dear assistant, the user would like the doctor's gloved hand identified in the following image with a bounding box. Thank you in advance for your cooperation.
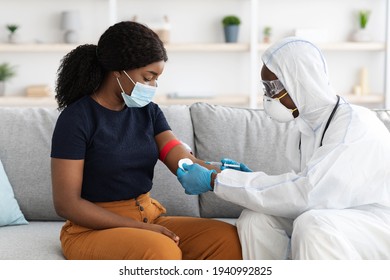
[176,163,217,195]
[221,158,253,172]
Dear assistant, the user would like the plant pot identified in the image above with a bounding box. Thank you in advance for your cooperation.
[224,25,239,43]
[352,28,371,42]
[8,33,19,44]
[0,82,5,96]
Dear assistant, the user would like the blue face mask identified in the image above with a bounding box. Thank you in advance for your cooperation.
[117,71,157,108]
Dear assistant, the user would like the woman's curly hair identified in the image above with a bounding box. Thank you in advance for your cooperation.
[55,21,168,111]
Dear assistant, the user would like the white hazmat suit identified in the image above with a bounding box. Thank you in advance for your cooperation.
[214,37,390,259]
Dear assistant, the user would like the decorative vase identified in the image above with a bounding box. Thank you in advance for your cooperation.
[8,33,18,44]
[224,25,239,43]
[64,30,79,44]
[61,10,81,44]
[352,28,371,42]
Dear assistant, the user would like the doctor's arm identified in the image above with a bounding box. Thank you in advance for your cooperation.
[213,139,371,219]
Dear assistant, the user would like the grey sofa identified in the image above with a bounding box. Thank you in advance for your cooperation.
[1,102,389,260]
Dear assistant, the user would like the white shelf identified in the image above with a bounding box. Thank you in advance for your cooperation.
[0,42,385,53]
[258,42,385,52]
[166,43,250,52]
[342,94,384,104]
[318,42,386,51]
[0,43,249,53]
[0,43,78,52]
[0,96,57,107]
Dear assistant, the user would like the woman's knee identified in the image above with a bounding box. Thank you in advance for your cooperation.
[205,220,242,259]
[155,216,241,259]
[198,219,242,259]
[64,227,182,260]
[117,228,182,260]
[135,235,182,260]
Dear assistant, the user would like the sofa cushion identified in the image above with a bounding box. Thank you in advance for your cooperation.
[190,103,297,218]
[0,107,62,221]
[0,221,64,259]
[151,105,200,217]
[0,159,28,226]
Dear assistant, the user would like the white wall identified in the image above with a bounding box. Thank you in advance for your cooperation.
[0,0,387,107]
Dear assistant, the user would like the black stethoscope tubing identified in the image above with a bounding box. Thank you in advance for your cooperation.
[298,95,341,150]
[319,95,340,147]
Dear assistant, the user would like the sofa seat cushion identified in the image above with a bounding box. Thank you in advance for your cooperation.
[0,221,64,260]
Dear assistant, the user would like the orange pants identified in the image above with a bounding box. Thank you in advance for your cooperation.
[60,193,242,260]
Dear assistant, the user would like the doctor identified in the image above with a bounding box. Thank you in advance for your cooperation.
[177,37,390,259]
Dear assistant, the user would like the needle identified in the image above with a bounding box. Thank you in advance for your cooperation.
[205,161,240,168]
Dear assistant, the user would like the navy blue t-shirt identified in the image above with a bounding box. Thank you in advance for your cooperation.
[50,96,171,202]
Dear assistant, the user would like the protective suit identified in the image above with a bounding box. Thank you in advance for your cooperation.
[214,37,390,259]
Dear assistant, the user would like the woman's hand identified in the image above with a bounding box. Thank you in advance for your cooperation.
[143,223,180,245]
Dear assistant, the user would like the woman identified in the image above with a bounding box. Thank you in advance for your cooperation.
[51,21,242,260]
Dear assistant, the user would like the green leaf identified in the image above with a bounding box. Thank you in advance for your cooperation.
[0,63,17,81]
[222,15,241,26]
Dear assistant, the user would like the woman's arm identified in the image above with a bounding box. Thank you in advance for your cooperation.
[51,158,179,243]
[155,130,220,174]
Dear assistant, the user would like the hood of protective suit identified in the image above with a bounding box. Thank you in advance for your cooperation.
[261,37,338,135]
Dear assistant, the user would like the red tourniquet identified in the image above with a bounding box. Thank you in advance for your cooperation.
[159,139,182,162]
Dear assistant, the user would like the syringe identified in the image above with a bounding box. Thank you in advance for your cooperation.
[205,161,240,169]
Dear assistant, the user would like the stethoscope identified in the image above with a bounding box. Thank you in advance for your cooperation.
[299,95,341,149]
[319,95,341,147]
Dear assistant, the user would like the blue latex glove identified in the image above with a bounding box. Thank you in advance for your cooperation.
[177,163,216,195]
[220,158,253,172]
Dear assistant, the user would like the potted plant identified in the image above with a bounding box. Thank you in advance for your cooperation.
[0,63,16,96]
[6,24,19,43]
[352,10,371,42]
[222,15,241,43]
[263,26,272,43]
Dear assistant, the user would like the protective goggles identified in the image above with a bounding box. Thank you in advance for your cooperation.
[260,79,285,98]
